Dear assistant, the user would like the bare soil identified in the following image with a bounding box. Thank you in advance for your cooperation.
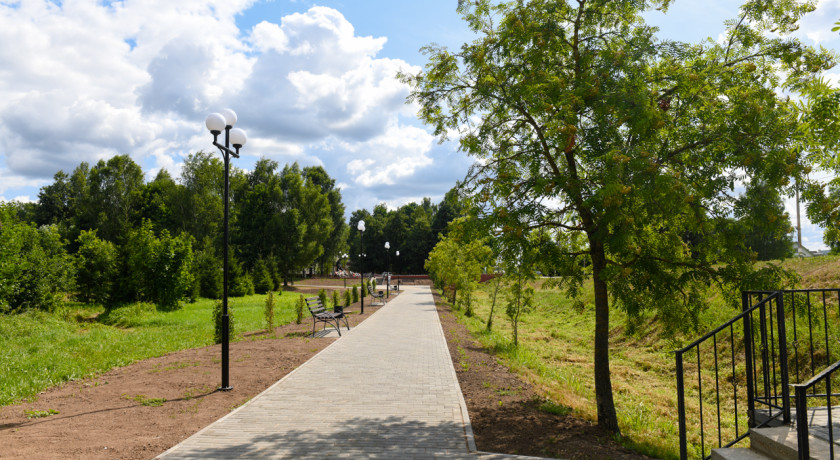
[0,287,652,459]
[434,291,653,460]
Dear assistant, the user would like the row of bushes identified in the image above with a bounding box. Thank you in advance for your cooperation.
[1,204,283,313]
[1,199,386,314]
[0,212,195,313]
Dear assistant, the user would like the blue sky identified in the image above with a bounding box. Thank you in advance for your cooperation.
[0,0,838,249]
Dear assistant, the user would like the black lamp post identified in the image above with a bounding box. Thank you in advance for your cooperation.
[396,250,400,290]
[357,220,365,314]
[205,109,247,392]
[384,241,390,298]
[341,253,348,288]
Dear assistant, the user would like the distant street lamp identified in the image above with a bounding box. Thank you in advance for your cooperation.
[341,253,348,288]
[205,108,248,392]
[396,250,400,287]
[385,241,390,298]
[357,220,366,314]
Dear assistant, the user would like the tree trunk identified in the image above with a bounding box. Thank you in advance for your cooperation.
[590,242,620,433]
[487,277,502,330]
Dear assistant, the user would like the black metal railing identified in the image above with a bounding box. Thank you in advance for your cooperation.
[675,288,840,459]
[792,359,840,460]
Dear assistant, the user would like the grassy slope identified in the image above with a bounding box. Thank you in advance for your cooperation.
[448,255,840,459]
[0,291,310,406]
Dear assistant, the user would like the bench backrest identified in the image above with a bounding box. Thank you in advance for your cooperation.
[306,295,344,315]
[305,296,326,315]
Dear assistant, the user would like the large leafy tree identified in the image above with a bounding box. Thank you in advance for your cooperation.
[795,78,840,250]
[304,166,347,276]
[137,169,181,235]
[83,154,145,243]
[734,181,794,260]
[34,170,73,227]
[273,163,311,285]
[403,0,835,431]
[299,167,337,275]
[234,158,285,268]
[177,151,225,251]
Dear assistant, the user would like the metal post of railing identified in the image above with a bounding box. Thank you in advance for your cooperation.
[676,350,688,460]
[795,384,809,460]
[827,375,835,459]
[743,291,757,427]
[775,291,791,424]
[759,300,771,405]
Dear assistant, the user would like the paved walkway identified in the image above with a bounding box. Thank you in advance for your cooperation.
[157,286,541,459]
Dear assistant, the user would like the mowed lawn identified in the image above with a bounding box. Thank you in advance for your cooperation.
[0,292,305,406]
[446,255,840,459]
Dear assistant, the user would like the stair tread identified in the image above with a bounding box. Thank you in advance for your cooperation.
[752,426,835,460]
[711,447,772,460]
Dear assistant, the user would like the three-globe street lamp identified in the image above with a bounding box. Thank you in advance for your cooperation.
[341,253,348,288]
[384,241,390,298]
[205,108,247,392]
[357,220,365,314]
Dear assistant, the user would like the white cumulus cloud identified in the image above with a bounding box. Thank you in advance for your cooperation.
[0,1,458,213]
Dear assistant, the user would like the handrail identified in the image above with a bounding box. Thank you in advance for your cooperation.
[676,291,789,459]
[792,359,840,460]
[675,288,840,460]
[675,293,784,459]
[676,295,776,355]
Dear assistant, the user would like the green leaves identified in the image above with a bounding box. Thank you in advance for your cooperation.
[123,220,194,310]
[75,230,118,305]
[425,221,492,305]
[0,205,75,314]
[407,0,833,318]
[407,0,835,430]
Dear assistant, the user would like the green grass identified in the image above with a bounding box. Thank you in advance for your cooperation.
[445,255,840,460]
[124,394,167,407]
[24,408,59,419]
[0,291,308,406]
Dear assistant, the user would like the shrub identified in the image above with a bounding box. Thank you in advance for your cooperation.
[332,290,340,309]
[459,290,474,317]
[151,230,194,310]
[0,208,75,313]
[344,289,352,308]
[352,285,359,302]
[318,289,328,308]
[123,220,194,310]
[213,300,235,344]
[75,229,118,306]
[295,295,305,324]
[270,259,282,291]
[228,257,254,297]
[193,247,222,299]
[98,302,155,328]
[264,291,275,335]
[253,258,273,294]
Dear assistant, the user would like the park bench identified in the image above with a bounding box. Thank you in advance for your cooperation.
[383,273,399,292]
[305,296,349,337]
[367,284,385,306]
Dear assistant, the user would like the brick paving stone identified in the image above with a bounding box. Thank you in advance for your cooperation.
[158,286,517,459]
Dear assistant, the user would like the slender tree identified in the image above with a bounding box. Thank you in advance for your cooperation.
[734,181,794,261]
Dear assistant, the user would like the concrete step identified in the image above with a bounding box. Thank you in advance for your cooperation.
[751,426,834,460]
[711,447,772,460]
